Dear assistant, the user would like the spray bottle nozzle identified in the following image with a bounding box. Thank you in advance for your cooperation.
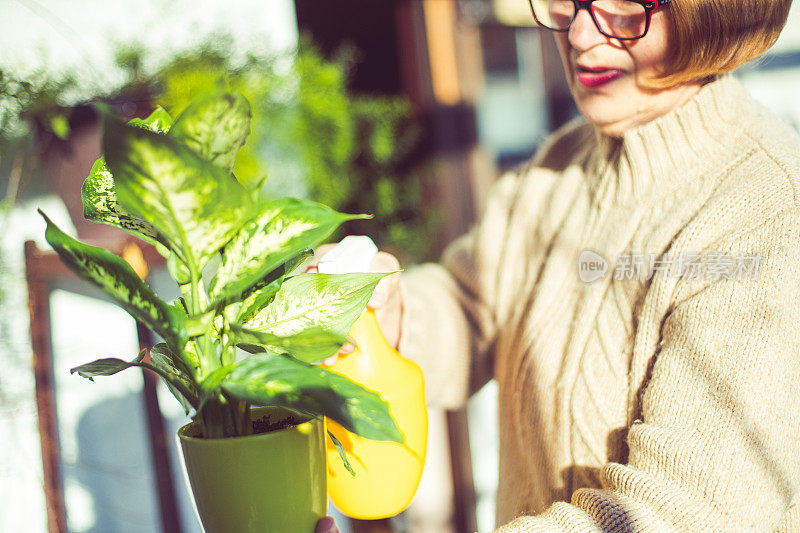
[317,235,379,274]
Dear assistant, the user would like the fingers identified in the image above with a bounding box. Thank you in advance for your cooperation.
[339,340,355,356]
[320,338,355,368]
[304,244,338,273]
[375,288,402,349]
[368,252,401,309]
[306,244,401,309]
[315,516,340,533]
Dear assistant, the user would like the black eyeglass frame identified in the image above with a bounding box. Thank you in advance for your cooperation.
[527,0,672,41]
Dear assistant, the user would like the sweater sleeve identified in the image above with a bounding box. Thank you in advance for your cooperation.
[397,117,591,410]
[397,170,523,410]
[494,208,800,532]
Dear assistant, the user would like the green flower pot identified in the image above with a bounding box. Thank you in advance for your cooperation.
[177,406,327,533]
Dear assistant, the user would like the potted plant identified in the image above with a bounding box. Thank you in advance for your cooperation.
[38,88,403,532]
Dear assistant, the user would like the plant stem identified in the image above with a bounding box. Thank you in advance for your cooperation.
[241,404,252,436]
[187,268,220,378]
[200,401,225,439]
[221,390,251,437]
[221,313,236,367]
[188,269,201,316]
[200,396,241,438]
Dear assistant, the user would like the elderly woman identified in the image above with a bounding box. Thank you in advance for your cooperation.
[316,0,800,530]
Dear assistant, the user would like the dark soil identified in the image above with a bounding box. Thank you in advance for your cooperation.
[191,413,308,438]
[251,414,305,434]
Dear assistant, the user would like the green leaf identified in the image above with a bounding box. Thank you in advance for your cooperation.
[50,114,70,140]
[237,343,267,355]
[102,116,254,270]
[222,355,403,443]
[40,210,187,349]
[244,272,390,338]
[282,248,315,277]
[72,347,199,413]
[150,343,198,415]
[80,108,175,247]
[209,198,368,304]
[328,430,356,477]
[128,106,173,134]
[166,301,201,368]
[234,249,313,322]
[81,107,172,245]
[167,252,191,285]
[200,364,235,392]
[81,157,162,246]
[149,342,195,377]
[168,90,250,172]
[230,325,347,364]
[71,349,146,381]
[236,278,282,324]
[186,309,216,337]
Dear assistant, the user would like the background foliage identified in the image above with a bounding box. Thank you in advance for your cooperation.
[1,35,439,265]
[124,36,440,263]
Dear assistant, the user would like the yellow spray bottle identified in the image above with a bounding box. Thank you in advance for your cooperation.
[318,236,428,520]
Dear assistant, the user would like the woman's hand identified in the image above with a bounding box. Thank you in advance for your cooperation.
[315,516,340,533]
[308,244,401,533]
[305,243,403,366]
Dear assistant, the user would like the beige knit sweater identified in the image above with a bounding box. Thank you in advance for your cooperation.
[398,73,800,531]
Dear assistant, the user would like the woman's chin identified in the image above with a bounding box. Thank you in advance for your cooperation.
[574,100,629,138]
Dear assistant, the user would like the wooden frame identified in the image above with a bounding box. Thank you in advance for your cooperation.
[25,238,182,533]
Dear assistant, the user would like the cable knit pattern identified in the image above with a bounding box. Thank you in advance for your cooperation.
[398,74,800,531]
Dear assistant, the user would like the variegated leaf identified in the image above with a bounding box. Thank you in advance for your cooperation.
[150,343,199,414]
[128,106,173,134]
[209,198,368,303]
[232,249,312,322]
[243,272,389,338]
[71,349,146,381]
[72,347,199,412]
[236,279,282,324]
[168,90,250,171]
[328,430,355,476]
[81,108,173,244]
[102,117,254,271]
[222,355,403,443]
[81,157,161,245]
[167,251,191,285]
[41,210,187,350]
[230,325,347,364]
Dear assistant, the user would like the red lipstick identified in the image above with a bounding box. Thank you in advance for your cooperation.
[576,65,625,88]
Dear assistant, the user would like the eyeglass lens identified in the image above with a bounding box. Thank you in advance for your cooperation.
[530,0,648,39]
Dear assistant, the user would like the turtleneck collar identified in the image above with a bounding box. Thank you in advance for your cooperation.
[587,73,752,204]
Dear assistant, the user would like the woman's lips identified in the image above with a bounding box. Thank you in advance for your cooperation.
[576,67,625,88]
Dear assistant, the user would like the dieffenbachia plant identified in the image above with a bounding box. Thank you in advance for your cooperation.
[38,90,403,468]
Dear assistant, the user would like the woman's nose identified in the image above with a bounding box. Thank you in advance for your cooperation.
[568,8,609,50]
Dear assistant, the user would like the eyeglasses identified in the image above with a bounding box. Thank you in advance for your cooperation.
[527,0,671,40]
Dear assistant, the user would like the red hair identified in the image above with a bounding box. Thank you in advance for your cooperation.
[645,0,792,88]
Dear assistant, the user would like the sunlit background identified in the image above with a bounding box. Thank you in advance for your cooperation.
[2,1,799,532]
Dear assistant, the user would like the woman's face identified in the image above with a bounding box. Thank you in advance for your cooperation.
[553,4,702,137]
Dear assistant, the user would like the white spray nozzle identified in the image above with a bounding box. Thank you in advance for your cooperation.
[318,235,379,274]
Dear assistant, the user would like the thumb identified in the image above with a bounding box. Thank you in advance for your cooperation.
[315,516,339,533]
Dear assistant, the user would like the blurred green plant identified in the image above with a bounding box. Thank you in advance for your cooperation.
[0,69,78,310]
[0,68,75,214]
[131,36,439,263]
[0,35,439,264]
